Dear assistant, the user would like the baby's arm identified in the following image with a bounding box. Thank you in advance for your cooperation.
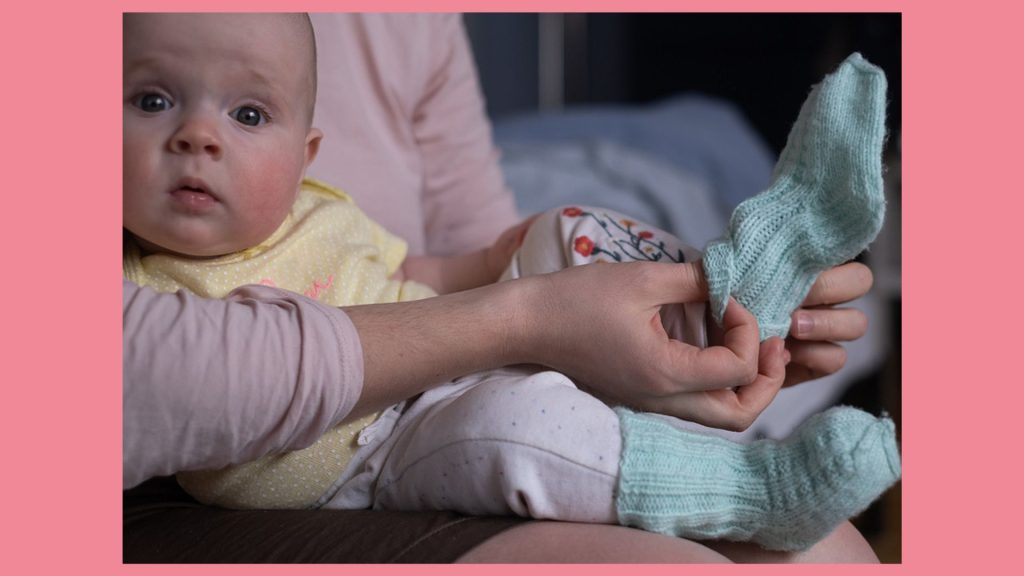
[399,217,535,294]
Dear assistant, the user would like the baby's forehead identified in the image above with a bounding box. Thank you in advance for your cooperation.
[124,14,315,102]
[125,14,311,70]
[125,14,308,54]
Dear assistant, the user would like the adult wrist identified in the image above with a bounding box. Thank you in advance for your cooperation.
[495,274,549,368]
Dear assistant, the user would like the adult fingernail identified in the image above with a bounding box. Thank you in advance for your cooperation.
[795,313,812,337]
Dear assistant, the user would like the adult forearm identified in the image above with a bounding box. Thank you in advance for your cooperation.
[343,278,527,416]
[352,261,786,431]
[346,261,766,424]
[123,281,363,488]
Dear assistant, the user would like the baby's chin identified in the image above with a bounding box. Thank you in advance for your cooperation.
[127,230,245,260]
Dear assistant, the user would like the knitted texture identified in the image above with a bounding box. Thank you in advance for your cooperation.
[702,53,888,340]
[614,406,901,551]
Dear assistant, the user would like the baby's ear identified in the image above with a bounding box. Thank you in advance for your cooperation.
[303,127,323,170]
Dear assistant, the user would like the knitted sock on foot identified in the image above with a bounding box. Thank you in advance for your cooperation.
[614,406,901,551]
[702,53,888,340]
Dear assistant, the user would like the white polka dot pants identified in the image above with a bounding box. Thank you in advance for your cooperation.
[373,367,622,523]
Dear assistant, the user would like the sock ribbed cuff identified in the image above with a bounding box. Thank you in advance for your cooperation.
[615,408,765,543]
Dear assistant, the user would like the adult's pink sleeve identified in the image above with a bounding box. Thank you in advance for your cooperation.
[122,280,363,489]
[416,15,521,255]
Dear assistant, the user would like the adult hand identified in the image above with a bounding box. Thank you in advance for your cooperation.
[518,261,786,431]
[784,262,873,387]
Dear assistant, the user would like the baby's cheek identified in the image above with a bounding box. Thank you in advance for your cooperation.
[236,191,295,248]
[250,155,303,211]
[250,192,296,237]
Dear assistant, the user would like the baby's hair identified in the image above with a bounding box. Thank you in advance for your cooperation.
[290,12,318,127]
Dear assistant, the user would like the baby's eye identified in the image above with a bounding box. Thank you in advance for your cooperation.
[231,106,267,127]
[135,93,172,113]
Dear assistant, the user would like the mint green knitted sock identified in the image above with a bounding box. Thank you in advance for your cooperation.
[615,406,901,551]
[702,53,888,340]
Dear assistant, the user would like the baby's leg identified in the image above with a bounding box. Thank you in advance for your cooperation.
[373,366,621,523]
[372,366,900,551]
[503,205,707,346]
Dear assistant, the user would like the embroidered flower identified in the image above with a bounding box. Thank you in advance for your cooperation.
[562,207,583,217]
[574,235,595,257]
[621,218,637,228]
[638,231,654,240]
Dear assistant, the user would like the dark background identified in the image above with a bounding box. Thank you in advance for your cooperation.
[465,13,901,154]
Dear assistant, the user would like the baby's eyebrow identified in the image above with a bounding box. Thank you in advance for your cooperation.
[235,70,296,112]
[123,56,171,82]
[124,55,161,72]
[241,68,276,90]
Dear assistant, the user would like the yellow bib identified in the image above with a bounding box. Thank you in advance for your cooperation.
[125,178,435,508]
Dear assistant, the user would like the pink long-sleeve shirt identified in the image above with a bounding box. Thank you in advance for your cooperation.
[123,14,520,488]
[306,13,519,256]
[122,282,363,488]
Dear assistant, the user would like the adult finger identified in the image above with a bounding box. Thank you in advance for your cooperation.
[734,337,787,413]
[802,262,873,307]
[790,307,869,341]
[782,340,848,387]
[661,297,760,392]
[674,339,785,431]
[714,296,761,380]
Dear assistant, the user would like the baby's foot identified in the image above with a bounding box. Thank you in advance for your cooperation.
[744,406,902,550]
[615,405,901,551]
[702,53,888,340]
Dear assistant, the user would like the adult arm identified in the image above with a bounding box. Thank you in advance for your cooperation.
[125,260,780,487]
[414,14,521,255]
[122,280,362,488]
[349,261,786,432]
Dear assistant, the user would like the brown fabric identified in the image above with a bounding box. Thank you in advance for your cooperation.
[124,477,528,563]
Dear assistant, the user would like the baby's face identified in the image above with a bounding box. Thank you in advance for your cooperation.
[123,14,319,257]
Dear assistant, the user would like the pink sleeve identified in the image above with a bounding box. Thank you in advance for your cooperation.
[122,280,363,488]
[416,15,521,255]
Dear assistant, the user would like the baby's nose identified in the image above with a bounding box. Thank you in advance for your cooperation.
[170,117,222,158]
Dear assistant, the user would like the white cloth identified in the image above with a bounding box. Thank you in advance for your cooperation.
[374,367,620,522]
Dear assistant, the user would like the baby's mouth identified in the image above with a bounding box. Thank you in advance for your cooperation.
[170,178,219,210]
[172,177,216,197]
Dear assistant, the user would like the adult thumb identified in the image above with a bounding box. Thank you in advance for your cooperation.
[646,261,710,304]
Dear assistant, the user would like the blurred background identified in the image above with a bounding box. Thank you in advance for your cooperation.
[464,13,902,562]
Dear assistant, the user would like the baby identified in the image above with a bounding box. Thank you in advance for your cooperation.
[123,13,900,552]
